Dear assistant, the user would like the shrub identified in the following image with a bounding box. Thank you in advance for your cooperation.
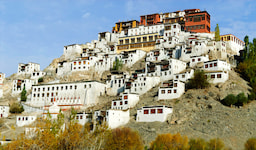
[187,70,209,89]
[236,92,248,106]
[9,102,24,114]
[104,127,144,150]
[207,138,225,150]
[248,91,256,101]
[221,94,237,107]
[244,138,256,150]
[150,133,189,150]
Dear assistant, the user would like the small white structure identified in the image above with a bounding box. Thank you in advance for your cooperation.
[190,55,209,68]
[56,61,72,76]
[130,76,160,95]
[43,102,60,119]
[63,44,83,60]
[75,112,92,125]
[12,79,37,95]
[203,60,231,71]
[106,109,130,129]
[106,72,129,96]
[0,105,9,118]
[72,56,99,72]
[206,71,229,84]
[31,71,46,80]
[174,69,194,82]
[136,105,173,122]
[29,81,106,108]
[158,80,185,100]
[17,62,40,75]
[111,93,139,110]
[0,72,5,85]
[16,115,37,127]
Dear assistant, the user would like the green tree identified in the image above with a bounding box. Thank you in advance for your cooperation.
[9,102,24,114]
[244,138,256,150]
[221,94,237,107]
[244,35,249,59]
[38,77,43,83]
[20,86,27,101]
[215,24,220,41]
[113,58,123,71]
[236,92,248,106]
[187,70,209,89]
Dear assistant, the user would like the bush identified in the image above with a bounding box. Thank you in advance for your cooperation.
[104,127,144,150]
[20,87,27,101]
[9,102,24,114]
[187,70,209,89]
[112,58,123,71]
[150,133,189,150]
[38,77,43,83]
[244,138,256,150]
[248,91,256,101]
[207,138,225,150]
[189,138,207,150]
[236,92,248,106]
[221,94,237,107]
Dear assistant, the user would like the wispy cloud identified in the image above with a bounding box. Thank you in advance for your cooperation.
[82,12,91,18]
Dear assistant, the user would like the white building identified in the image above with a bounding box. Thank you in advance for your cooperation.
[111,93,139,110]
[174,69,194,82]
[221,34,245,55]
[158,80,185,100]
[203,60,231,71]
[129,76,160,95]
[31,71,46,80]
[106,109,130,129]
[106,73,129,96]
[17,62,40,75]
[146,59,186,81]
[119,50,146,68]
[75,112,92,125]
[206,71,229,84]
[94,57,114,74]
[12,79,37,95]
[42,102,60,119]
[121,24,164,37]
[146,49,169,62]
[63,44,83,60]
[136,105,173,122]
[190,55,209,68]
[56,61,72,76]
[0,73,5,85]
[29,81,106,108]
[16,115,37,127]
[0,105,9,118]
[72,56,99,72]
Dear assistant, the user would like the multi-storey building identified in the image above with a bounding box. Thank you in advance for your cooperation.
[203,60,231,71]
[111,93,139,110]
[221,34,245,55]
[158,80,185,100]
[160,11,186,30]
[117,33,160,53]
[112,20,139,34]
[140,13,161,26]
[17,62,40,75]
[185,10,211,33]
[12,79,37,95]
[29,81,106,108]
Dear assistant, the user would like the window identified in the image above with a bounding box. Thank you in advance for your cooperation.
[137,37,141,43]
[198,58,201,61]
[120,102,123,105]
[168,90,171,93]
[192,59,195,62]
[144,109,149,114]
[125,39,129,44]
[125,101,128,104]
[205,64,208,68]
[214,63,217,67]
[210,64,213,67]
[151,109,156,114]
[161,90,165,94]
[52,87,54,90]
[217,74,222,78]
[157,109,163,113]
[143,37,147,42]
[80,116,83,119]
[174,89,177,93]
[182,75,185,78]
[211,74,215,78]
[70,86,72,89]
[120,40,123,45]
[124,95,128,99]
[113,102,116,106]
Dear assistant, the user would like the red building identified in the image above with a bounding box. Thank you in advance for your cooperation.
[185,10,210,33]
[140,13,161,26]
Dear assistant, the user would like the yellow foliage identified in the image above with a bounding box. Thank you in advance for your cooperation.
[244,138,256,150]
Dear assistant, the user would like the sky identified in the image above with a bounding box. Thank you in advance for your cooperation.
[0,0,255,77]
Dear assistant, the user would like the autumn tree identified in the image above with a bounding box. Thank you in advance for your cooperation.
[189,138,207,150]
[150,133,189,150]
[215,24,220,41]
[244,138,256,150]
[207,138,225,150]
[104,127,144,150]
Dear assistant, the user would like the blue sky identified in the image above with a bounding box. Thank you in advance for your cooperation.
[0,0,255,76]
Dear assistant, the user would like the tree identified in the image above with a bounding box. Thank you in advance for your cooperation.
[9,102,24,114]
[236,92,248,106]
[38,77,43,83]
[244,35,249,59]
[215,24,220,41]
[113,58,123,71]
[244,138,256,150]
[189,138,207,150]
[187,70,209,89]
[150,133,189,150]
[20,86,27,101]
[104,127,144,150]
[207,138,225,150]
[221,94,237,107]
